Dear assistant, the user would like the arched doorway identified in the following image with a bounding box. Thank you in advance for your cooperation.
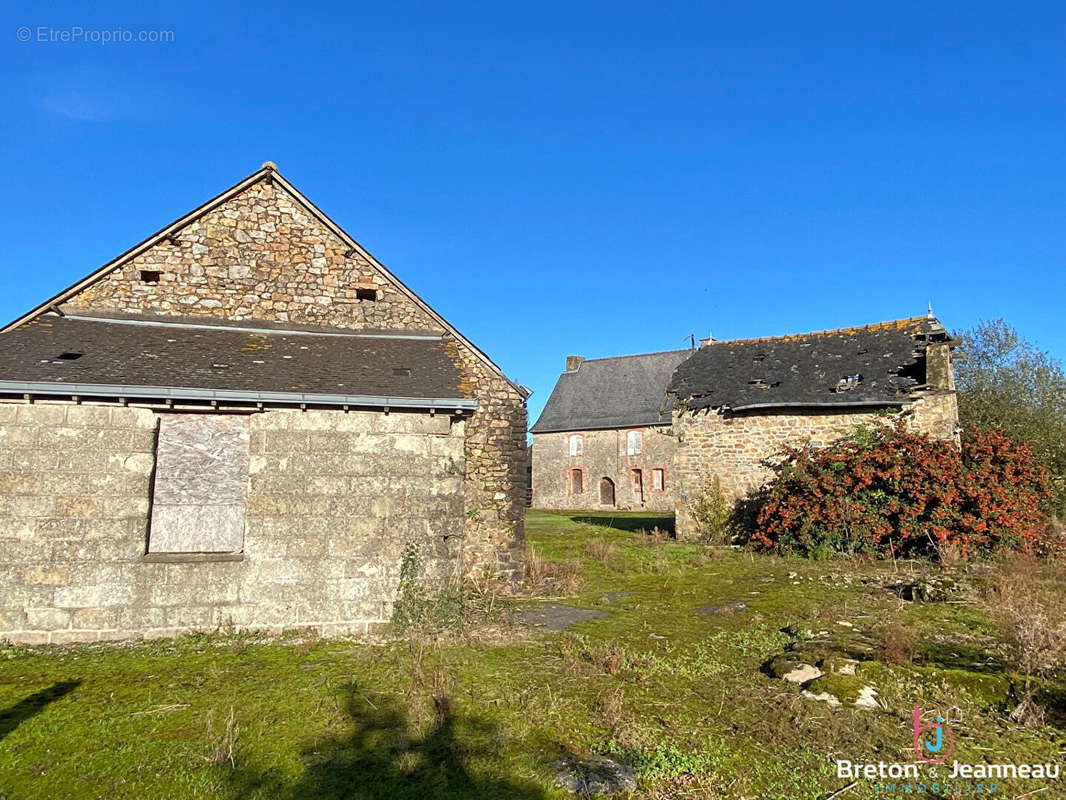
[599,477,615,506]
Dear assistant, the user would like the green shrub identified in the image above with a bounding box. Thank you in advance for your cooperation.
[689,475,735,544]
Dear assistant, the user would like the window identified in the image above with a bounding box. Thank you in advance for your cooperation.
[140,270,162,283]
[631,468,644,504]
[652,468,665,491]
[569,468,584,494]
[626,430,642,455]
[356,288,378,301]
[568,434,583,456]
[147,414,250,555]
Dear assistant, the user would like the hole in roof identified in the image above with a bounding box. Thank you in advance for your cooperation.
[139,270,162,283]
[53,352,83,362]
[393,367,412,377]
[212,363,230,369]
[836,374,863,391]
[356,288,378,301]
[753,353,766,362]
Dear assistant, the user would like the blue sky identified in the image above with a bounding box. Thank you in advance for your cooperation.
[2,1,1064,426]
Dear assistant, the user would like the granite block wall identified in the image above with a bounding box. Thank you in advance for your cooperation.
[0,402,466,643]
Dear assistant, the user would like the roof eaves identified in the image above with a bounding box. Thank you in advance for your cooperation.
[0,379,479,411]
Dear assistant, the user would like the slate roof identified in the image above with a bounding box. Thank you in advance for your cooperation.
[668,317,949,412]
[0,314,471,405]
[530,350,692,433]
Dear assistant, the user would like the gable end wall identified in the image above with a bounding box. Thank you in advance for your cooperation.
[30,175,527,577]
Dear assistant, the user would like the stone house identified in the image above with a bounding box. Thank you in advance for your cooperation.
[530,350,691,511]
[668,317,959,539]
[0,162,528,644]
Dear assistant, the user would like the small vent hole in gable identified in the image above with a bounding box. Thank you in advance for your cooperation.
[356,288,378,301]
[140,270,162,283]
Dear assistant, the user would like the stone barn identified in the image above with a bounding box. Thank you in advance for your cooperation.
[530,350,690,511]
[0,162,528,644]
[668,317,959,540]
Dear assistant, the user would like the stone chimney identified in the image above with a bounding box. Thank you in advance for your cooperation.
[565,355,585,372]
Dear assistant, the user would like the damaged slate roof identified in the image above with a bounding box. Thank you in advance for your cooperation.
[668,316,950,412]
[530,349,692,433]
[0,313,471,404]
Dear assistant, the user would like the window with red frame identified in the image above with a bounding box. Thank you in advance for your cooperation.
[569,468,584,494]
[652,468,665,490]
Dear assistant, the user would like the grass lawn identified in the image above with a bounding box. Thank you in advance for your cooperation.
[1,511,1063,799]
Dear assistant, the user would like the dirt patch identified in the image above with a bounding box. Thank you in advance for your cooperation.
[512,604,609,631]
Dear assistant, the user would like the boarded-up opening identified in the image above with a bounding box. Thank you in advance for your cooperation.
[652,468,665,491]
[631,469,644,505]
[148,414,250,554]
[570,468,583,494]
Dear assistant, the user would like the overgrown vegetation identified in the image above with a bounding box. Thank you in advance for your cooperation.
[390,544,465,635]
[956,318,1066,516]
[750,422,1053,560]
[687,474,735,544]
[979,555,1066,725]
[2,511,1063,799]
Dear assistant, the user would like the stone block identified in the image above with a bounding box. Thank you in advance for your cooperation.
[23,565,70,586]
[71,607,118,629]
[54,583,133,608]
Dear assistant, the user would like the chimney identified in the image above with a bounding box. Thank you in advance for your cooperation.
[565,355,585,372]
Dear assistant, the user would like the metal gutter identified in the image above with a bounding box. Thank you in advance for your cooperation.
[0,380,478,411]
[726,400,912,412]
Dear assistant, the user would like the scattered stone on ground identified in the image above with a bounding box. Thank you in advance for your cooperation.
[694,601,748,615]
[513,605,608,631]
[766,655,823,685]
[885,576,963,603]
[801,689,842,707]
[854,685,880,709]
[821,656,859,676]
[553,755,637,795]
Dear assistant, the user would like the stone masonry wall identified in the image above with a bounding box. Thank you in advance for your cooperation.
[53,174,527,577]
[457,352,528,577]
[0,402,466,644]
[65,179,443,333]
[532,426,676,512]
[673,392,960,540]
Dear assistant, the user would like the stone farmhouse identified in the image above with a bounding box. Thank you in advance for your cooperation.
[0,163,528,644]
[530,350,691,511]
[669,316,959,539]
[531,317,959,537]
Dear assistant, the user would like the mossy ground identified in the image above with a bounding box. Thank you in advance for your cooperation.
[1,511,1063,799]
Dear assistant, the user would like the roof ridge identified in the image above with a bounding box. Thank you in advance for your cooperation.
[578,348,692,364]
[708,316,933,347]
